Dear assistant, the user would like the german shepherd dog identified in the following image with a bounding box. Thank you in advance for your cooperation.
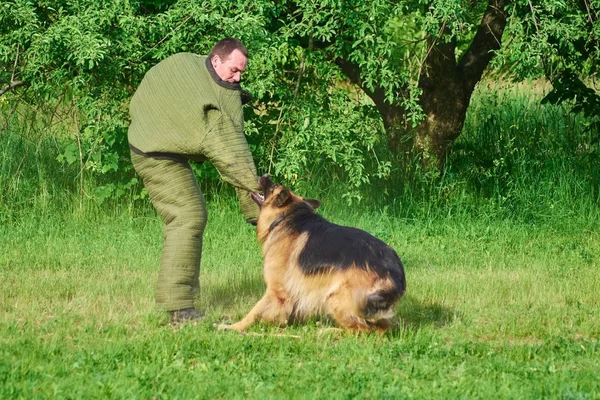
[218,175,406,333]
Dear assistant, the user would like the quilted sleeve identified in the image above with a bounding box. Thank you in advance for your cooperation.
[200,110,260,221]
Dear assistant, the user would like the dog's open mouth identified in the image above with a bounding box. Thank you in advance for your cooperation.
[250,174,274,207]
[250,192,265,206]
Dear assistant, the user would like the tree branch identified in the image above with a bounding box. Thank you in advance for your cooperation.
[335,58,388,115]
[0,80,26,96]
[458,0,508,91]
[1,45,26,97]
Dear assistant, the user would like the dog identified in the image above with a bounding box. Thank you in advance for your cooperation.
[218,175,406,333]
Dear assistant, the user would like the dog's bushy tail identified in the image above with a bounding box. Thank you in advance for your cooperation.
[362,278,404,319]
[364,290,399,319]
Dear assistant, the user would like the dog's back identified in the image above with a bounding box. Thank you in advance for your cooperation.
[288,207,405,289]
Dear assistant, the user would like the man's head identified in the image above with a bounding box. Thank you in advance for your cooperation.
[209,38,248,83]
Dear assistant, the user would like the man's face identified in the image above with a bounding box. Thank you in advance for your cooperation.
[211,49,247,83]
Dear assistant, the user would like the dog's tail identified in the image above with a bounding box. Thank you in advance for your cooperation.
[360,277,404,320]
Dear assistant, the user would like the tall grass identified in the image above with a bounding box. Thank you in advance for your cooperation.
[349,80,599,228]
[449,80,599,226]
[0,104,80,220]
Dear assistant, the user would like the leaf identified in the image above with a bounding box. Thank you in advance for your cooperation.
[302,117,310,130]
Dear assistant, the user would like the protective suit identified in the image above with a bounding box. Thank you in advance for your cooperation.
[128,53,260,311]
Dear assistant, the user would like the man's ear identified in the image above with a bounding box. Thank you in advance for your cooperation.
[275,189,291,207]
[304,198,321,209]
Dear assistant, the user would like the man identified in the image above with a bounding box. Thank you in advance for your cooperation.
[128,38,261,323]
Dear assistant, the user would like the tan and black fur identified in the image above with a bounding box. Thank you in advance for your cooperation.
[218,175,406,333]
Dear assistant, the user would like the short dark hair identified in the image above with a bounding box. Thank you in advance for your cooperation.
[209,38,248,61]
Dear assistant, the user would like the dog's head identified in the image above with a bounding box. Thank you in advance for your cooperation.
[251,175,320,240]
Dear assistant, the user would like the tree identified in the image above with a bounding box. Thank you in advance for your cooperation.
[1,0,598,202]
[261,0,599,171]
[303,1,508,170]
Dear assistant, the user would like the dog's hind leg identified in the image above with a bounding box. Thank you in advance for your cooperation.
[218,289,293,331]
[368,318,392,334]
[329,310,371,333]
[326,285,393,334]
[329,308,390,334]
[325,288,372,333]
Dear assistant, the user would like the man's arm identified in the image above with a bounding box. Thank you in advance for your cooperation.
[200,111,260,222]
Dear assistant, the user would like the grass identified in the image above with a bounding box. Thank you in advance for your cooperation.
[1,200,599,399]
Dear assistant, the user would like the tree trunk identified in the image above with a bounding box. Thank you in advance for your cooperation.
[339,0,508,170]
[416,0,508,169]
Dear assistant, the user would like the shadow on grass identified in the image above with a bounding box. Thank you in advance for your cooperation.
[395,295,458,332]
[199,272,265,310]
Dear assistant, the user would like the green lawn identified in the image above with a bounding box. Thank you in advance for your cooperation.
[1,202,599,399]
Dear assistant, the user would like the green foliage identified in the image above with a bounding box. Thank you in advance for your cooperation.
[541,71,600,140]
[495,0,600,123]
[495,1,597,78]
[1,0,599,204]
[244,48,392,203]
[2,1,387,202]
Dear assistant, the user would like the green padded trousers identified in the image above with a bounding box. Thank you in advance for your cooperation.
[131,151,207,311]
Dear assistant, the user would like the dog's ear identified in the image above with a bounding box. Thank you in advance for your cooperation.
[275,189,291,207]
[304,198,321,209]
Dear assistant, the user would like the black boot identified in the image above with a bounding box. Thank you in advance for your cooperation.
[170,308,205,324]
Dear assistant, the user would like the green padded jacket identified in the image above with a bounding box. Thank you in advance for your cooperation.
[128,52,260,221]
